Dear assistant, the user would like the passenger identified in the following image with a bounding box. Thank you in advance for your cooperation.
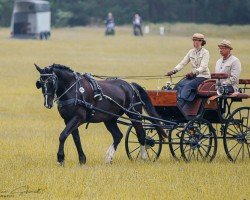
[215,40,241,93]
[166,33,211,106]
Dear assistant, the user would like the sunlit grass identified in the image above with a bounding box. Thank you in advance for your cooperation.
[0,24,249,199]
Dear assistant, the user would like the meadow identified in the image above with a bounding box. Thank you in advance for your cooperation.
[0,23,250,199]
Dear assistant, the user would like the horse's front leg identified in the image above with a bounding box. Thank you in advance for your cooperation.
[57,116,81,166]
[72,129,86,165]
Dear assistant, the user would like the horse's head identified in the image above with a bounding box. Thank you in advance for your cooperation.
[35,64,58,109]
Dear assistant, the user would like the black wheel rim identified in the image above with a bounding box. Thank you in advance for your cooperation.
[168,126,183,160]
[223,107,250,162]
[125,125,162,161]
[180,118,217,162]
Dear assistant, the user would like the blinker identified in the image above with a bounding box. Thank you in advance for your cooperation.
[36,80,42,89]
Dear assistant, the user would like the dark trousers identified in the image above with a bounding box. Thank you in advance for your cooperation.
[174,77,207,107]
[133,24,143,36]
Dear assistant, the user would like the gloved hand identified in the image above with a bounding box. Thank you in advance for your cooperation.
[166,69,177,76]
[186,72,196,79]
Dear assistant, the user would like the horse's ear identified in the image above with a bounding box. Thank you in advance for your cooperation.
[34,63,42,73]
[36,80,42,89]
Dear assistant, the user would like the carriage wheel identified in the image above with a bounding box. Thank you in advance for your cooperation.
[125,125,162,161]
[168,125,184,160]
[180,118,217,162]
[223,107,250,162]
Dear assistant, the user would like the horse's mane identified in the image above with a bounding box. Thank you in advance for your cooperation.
[46,64,74,73]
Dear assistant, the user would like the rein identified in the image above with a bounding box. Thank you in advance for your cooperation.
[93,74,185,80]
[54,75,82,103]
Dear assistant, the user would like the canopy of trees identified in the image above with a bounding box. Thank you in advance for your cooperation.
[1,0,250,27]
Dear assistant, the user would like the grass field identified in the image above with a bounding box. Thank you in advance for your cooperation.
[0,24,250,199]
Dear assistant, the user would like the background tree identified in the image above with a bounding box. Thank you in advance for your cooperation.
[0,0,250,27]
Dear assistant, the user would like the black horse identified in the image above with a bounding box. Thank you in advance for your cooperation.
[35,64,166,165]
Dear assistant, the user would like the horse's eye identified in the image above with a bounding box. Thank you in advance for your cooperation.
[36,80,42,89]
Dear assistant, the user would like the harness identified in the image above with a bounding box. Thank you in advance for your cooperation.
[84,73,103,99]
[39,71,174,129]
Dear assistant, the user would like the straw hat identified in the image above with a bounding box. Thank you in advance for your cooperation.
[218,39,233,50]
[192,33,205,41]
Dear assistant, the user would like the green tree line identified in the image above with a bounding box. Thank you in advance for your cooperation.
[1,0,250,27]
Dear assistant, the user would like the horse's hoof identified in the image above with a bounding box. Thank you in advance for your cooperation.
[106,161,113,165]
[57,161,64,166]
[79,160,86,165]
[105,156,113,164]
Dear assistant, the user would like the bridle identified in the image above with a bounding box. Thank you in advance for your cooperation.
[37,73,58,108]
[37,72,83,108]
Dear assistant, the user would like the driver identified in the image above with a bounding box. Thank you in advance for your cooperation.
[166,33,211,106]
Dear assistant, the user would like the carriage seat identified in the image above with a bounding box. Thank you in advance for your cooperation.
[239,79,250,84]
[197,77,250,99]
[210,73,228,79]
[197,79,217,97]
[197,73,229,97]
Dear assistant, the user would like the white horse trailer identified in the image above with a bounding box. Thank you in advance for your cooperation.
[10,0,51,39]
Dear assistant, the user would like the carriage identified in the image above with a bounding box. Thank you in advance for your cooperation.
[35,64,250,165]
[125,73,250,162]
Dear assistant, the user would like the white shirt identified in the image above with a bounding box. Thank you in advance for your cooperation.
[174,47,211,78]
[215,55,241,91]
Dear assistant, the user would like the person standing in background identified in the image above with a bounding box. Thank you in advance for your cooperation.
[104,12,115,35]
[133,14,143,36]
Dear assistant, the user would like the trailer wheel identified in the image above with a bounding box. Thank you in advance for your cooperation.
[180,118,217,162]
[125,125,162,161]
[40,32,44,40]
[223,107,250,162]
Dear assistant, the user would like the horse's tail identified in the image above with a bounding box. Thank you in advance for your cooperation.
[131,82,167,139]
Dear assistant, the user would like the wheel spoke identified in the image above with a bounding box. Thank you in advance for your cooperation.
[234,144,243,162]
[184,145,192,153]
[190,150,196,160]
[227,127,239,135]
[148,132,157,138]
[183,143,188,152]
[129,146,140,154]
[242,143,245,160]
[239,110,243,132]
[200,126,208,136]
[201,144,214,148]
[198,148,205,159]
[246,144,250,158]
[131,130,137,137]
[247,109,249,128]
[225,131,237,137]
[186,147,192,159]
[150,146,157,155]
[187,149,193,161]
[135,149,141,160]
[228,142,239,153]
[173,145,181,152]
[232,123,241,134]
[128,141,140,144]
[199,135,211,144]
[196,149,200,161]
[200,145,212,158]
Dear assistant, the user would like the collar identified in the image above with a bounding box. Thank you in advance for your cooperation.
[223,54,232,61]
[194,47,202,53]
